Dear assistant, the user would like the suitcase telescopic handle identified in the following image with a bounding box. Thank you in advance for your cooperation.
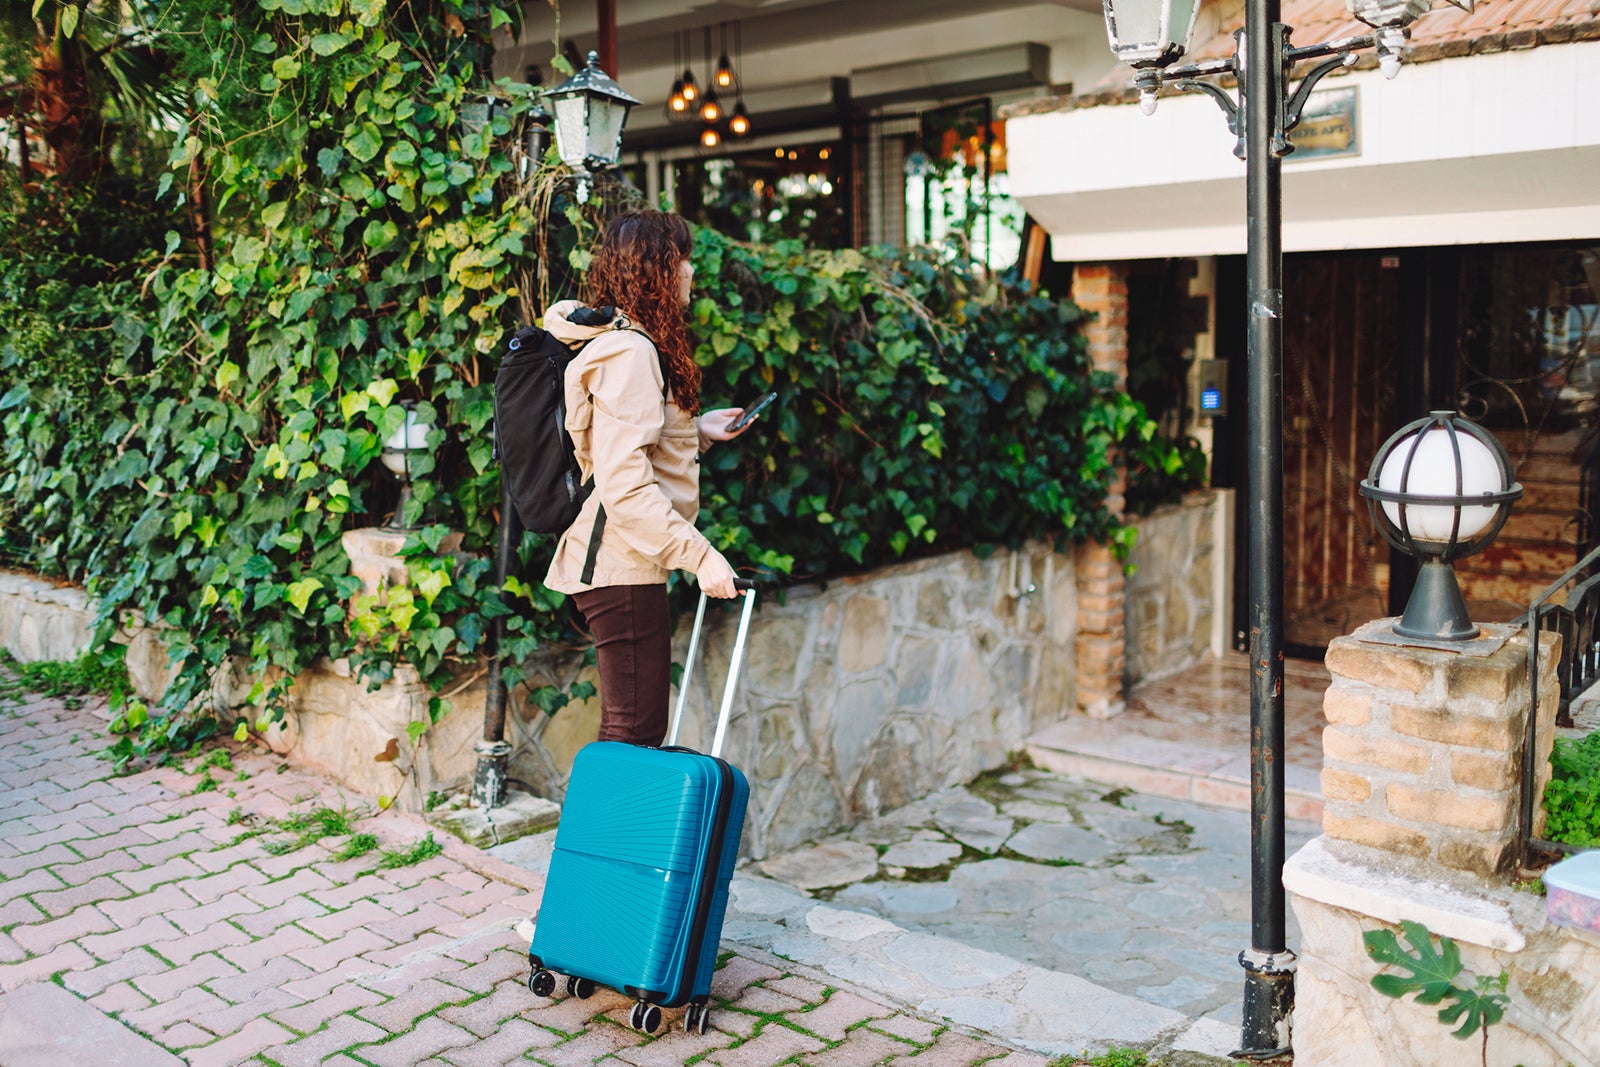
[665,582,758,757]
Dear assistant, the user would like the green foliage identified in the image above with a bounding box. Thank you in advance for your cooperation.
[378,832,442,868]
[1365,920,1509,1051]
[1543,729,1600,848]
[688,229,1196,580]
[259,803,361,854]
[334,831,379,860]
[0,649,128,703]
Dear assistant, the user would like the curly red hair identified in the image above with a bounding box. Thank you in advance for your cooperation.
[582,210,701,415]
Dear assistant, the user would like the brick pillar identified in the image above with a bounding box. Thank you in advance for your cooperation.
[1320,620,1560,879]
[1072,263,1129,718]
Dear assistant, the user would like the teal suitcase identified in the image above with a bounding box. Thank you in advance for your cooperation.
[528,586,756,1036]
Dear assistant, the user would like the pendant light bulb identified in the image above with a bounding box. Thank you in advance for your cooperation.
[716,54,735,88]
[700,125,721,149]
[729,101,751,136]
[700,88,721,124]
[681,71,699,103]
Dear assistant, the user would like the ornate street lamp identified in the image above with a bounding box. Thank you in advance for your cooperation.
[543,50,640,202]
[1099,0,1473,1056]
[1360,413,1521,641]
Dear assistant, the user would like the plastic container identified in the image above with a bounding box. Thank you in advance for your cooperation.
[1544,850,1600,935]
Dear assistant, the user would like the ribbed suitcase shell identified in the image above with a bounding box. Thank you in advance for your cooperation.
[531,740,750,1006]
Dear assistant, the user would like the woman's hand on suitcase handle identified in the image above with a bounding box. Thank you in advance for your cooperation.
[696,549,740,599]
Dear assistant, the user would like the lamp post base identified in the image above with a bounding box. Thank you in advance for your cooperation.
[471,740,513,810]
[1394,558,1478,642]
[1234,947,1296,1059]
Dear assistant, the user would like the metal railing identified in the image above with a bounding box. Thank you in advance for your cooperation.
[1521,543,1600,865]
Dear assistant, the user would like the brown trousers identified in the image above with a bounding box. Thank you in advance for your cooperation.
[572,583,671,747]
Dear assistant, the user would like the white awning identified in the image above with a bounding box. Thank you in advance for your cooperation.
[1007,41,1600,261]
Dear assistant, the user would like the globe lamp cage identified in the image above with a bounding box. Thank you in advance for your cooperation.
[1358,411,1523,641]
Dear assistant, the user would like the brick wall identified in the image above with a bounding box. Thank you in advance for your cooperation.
[1319,619,1560,877]
[1071,263,1129,718]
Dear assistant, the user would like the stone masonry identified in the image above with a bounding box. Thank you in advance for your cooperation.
[1069,263,1130,719]
[1286,619,1600,1067]
[1318,619,1558,878]
[1123,492,1219,688]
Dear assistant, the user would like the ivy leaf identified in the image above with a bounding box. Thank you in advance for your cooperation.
[366,378,399,407]
[340,392,371,421]
[285,577,324,614]
[309,31,352,56]
[346,123,384,163]
[271,55,301,81]
[215,361,240,393]
[406,721,427,745]
[317,146,344,177]
[374,737,400,762]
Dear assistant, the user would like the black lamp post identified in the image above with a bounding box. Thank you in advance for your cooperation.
[1099,0,1472,1056]
[473,52,640,813]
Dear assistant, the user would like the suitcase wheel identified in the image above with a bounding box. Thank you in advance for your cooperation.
[566,975,595,999]
[684,1002,710,1035]
[629,1001,662,1034]
[528,968,556,998]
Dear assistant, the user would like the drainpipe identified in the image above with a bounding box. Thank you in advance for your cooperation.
[472,478,522,809]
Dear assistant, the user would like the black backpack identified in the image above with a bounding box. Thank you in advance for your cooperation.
[494,306,621,581]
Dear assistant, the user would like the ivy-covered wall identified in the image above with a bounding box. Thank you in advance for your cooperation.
[0,0,1200,769]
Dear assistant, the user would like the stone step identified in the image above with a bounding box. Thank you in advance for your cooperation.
[1025,717,1325,825]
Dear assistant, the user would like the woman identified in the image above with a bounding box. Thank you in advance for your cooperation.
[541,210,747,747]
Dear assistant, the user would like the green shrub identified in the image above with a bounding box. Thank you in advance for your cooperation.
[1543,729,1600,847]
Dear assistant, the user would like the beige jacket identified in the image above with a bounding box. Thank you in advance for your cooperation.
[542,300,713,594]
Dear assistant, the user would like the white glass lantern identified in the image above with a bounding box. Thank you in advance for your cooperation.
[1101,0,1201,71]
[382,402,434,529]
[544,51,640,175]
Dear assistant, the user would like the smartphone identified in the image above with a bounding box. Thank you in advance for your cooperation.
[728,392,777,433]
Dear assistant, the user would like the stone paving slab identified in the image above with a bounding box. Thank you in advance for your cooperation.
[0,679,1104,1067]
[0,978,186,1066]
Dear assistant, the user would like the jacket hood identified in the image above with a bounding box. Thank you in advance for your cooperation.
[544,300,626,345]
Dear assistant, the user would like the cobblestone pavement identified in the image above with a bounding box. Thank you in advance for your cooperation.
[0,684,1062,1067]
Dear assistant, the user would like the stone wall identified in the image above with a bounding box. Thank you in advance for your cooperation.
[1286,618,1599,1067]
[1123,491,1221,688]
[0,570,94,663]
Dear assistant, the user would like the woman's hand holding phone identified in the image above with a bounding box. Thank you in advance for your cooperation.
[696,392,777,450]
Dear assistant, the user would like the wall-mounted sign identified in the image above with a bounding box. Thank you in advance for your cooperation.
[1290,86,1359,163]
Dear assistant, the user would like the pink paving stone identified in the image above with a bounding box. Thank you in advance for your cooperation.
[138,810,213,843]
[183,1016,297,1067]
[205,952,314,1005]
[311,872,407,910]
[159,921,255,967]
[371,876,465,915]
[440,1017,566,1065]
[701,1025,829,1067]
[251,847,325,882]
[122,984,232,1034]
[0,896,44,929]
[132,951,242,1003]
[786,990,897,1042]
[799,1028,919,1067]
[87,978,155,1016]
[610,1025,740,1067]
[725,985,808,1016]
[364,900,462,944]
[186,836,272,874]
[11,903,116,954]
[438,947,529,995]
[709,956,784,1000]
[355,977,478,1032]
[299,899,398,941]
[263,1014,390,1067]
[77,915,184,961]
[126,830,216,869]
[0,841,80,878]
[62,947,169,997]
[233,893,330,938]
[440,925,523,966]
[0,940,94,991]
[436,979,541,1038]
[764,975,831,1003]
[179,860,269,904]
[0,933,22,964]
[434,899,536,940]
[973,1051,1055,1066]
[286,928,393,973]
[30,873,133,917]
[524,986,634,1036]
[281,955,385,1000]
[866,1014,941,1046]
[244,867,336,907]
[196,987,307,1038]
[165,892,262,934]
[268,981,386,1034]
[893,1029,1006,1066]
[350,927,451,972]
[112,855,207,894]
[0,867,66,908]
[100,881,193,926]
[67,824,156,860]
[50,848,142,887]
[436,880,520,918]
[2,822,94,855]
[359,943,467,987]
[155,1022,215,1049]
[220,923,323,971]
[354,1015,477,1067]
[439,868,489,892]
[525,1026,650,1066]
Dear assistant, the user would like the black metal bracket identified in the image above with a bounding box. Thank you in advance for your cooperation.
[1151,24,1378,161]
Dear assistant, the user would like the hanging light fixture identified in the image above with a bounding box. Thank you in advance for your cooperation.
[728,23,751,137]
[700,126,721,148]
[680,28,699,105]
[714,23,738,90]
[665,32,690,120]
[729,100,751,137]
